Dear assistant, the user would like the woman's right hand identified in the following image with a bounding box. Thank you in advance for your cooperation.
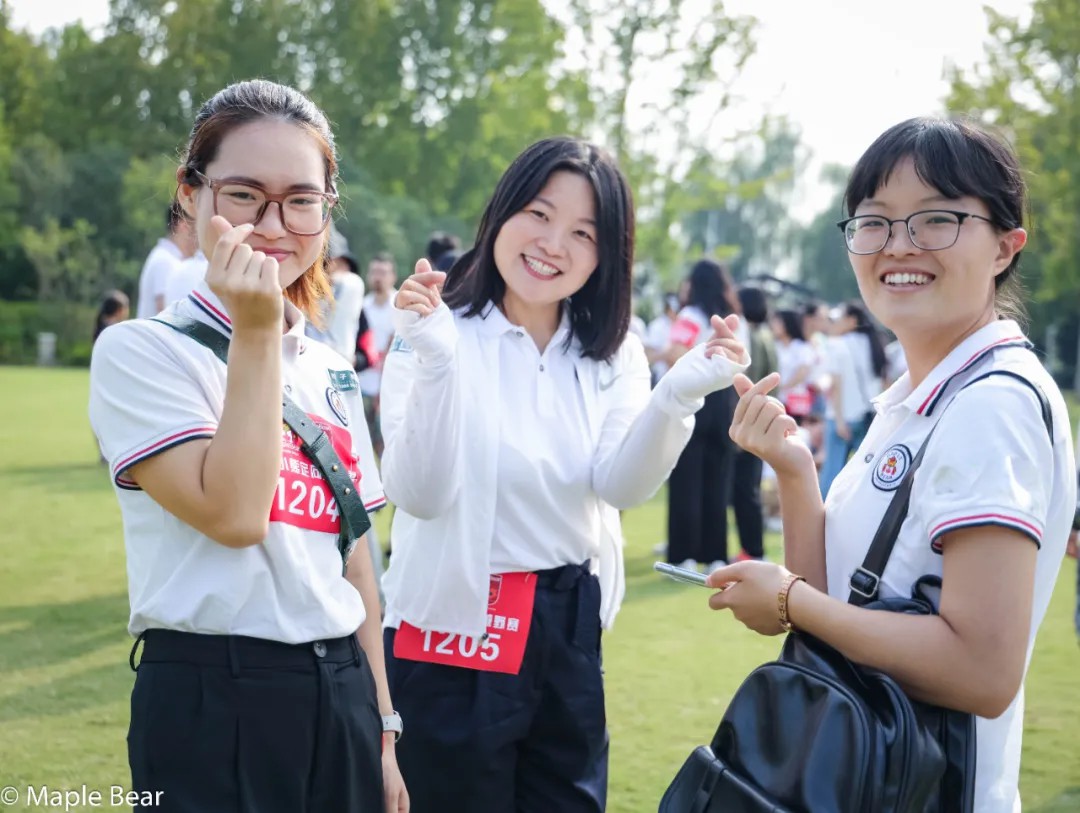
[729,372,815,476]
[394,259,446,317]
[205,215,283,333]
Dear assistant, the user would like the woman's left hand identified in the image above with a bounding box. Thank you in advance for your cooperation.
[705,560,793,636]
[703,314,749,365]
[382,744,410,812]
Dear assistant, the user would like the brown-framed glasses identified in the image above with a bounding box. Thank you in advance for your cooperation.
[192,170,338,236]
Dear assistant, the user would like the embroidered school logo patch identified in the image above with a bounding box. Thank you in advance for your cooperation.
[328,368,358,392]
[326,387,349,426]
[389,336,413,354]
[872,444,912,491]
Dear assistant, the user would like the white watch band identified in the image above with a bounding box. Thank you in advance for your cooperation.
[382,711,403,742]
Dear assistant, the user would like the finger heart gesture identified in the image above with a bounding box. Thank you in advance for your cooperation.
[394,259,447,318]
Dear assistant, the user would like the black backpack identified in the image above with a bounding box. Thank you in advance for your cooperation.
[659,369,1053,813]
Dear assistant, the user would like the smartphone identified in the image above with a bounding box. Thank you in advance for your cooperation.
[654,561,713,588]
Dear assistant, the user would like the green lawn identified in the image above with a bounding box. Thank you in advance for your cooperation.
[0,365,1078,812]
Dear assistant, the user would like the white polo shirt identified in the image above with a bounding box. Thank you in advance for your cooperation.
[135,238,185,318]
[487,306,596,573]
[358,291,397,396]
[823,319,1075,813]
[162,251,209,307]
[89,282,386,643]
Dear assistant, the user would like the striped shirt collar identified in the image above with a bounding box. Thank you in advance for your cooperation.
[878,319,1031,417]
[185,281,308,356]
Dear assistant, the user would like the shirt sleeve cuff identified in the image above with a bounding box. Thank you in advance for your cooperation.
[927,508,1044,553]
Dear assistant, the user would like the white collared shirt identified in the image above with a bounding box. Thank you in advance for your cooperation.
[89,282,385,643]
[162,251,209,308]
[378,300,748,636]
[358,290,397,396]
[823,319,1075,813]
[135,238,185,319]
[486,306,596,572]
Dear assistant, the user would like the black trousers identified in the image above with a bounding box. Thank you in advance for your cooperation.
[385,563,607,813]
[731,450,765,558]
[668,388,738,565]
[128,630,383,813]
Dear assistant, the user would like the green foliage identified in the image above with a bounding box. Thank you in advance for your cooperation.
[946,0,1080,341]
[0,0,780,313]
[0,300,96,365]
[797,164,858,302]
[675,117,806,282]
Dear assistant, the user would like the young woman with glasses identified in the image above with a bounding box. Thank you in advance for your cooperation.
[702,117,1075,812]
[376,136,748,812]
[89,80,408,812]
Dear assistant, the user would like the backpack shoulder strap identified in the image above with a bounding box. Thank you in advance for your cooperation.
[848,368,1052,605]
[152,312,372,573]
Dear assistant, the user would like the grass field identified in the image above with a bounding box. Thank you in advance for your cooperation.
[0,365,1078,812]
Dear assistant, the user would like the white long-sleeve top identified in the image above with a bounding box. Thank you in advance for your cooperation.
[379,301,748,638]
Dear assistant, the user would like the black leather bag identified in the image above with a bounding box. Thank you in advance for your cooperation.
[658,578,973,813]
[659,370,1053,813]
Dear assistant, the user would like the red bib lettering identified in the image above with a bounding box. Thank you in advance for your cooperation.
[269,415,358,533]
[394,572,537,675]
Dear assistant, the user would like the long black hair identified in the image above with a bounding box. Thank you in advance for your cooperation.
[844,301,886,377]
[93,290,129,343]
[683,259,736,320]
[442,137,635,361]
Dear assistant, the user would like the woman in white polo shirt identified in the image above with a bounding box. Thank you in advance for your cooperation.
[704,117,1075,812]
[89,80,407,812]
[377,136,748,812]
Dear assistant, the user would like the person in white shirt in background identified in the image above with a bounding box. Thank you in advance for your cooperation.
[163,246,210,305]
[644,292,679,386]
[359,251,398,458]
[770,308,815,420]
[378,136,748,813]
[707,116,1074,813]
[818,300,886,496]
[135,204,197,318]
[884,336,909,386]
[306,225,366,362]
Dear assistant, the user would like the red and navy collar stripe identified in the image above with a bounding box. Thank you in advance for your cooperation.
[917,336,1031,416]
[189,291,232,334]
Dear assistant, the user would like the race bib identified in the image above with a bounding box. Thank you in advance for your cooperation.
[269,415,358,533]
[394,572,537,675]
[669,317,702,347]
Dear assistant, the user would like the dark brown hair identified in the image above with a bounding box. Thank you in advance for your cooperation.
[175,80,337,321]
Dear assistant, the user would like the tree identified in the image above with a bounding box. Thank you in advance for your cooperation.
[946,0,1080,384]
[797,164,857,303]
[677,116,806,281]
[20,218,104,306]
[557,0,757,278]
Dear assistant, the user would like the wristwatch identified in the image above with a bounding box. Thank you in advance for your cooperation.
[382,711,403,742]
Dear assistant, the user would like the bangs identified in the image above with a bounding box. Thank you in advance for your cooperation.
[843,118,1024,229]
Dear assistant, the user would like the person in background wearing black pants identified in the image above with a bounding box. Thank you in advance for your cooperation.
[664,259,748,574]
[730,285,778,560]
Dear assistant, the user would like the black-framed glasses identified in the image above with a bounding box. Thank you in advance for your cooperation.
[192,170,338,236]
[836,209,994,255]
